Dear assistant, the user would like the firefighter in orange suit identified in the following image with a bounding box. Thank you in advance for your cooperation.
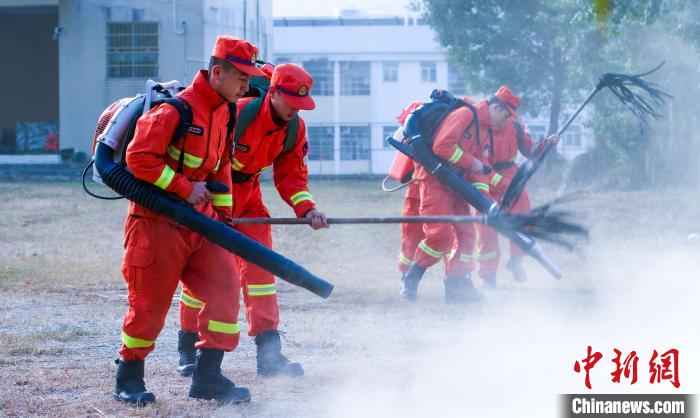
[395,102,425,275]
[401,95,510,303]
[178,63,328,378]
[114,36,266,406]
[475,86,560,286]
[398,177,423,273]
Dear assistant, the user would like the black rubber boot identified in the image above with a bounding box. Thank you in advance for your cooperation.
[188,349,251,404]
[506,256,527,283]
[177,330,198,377]
[482,272,497,289]
[400,263,426,301]
[255,331,304,377]
[113,359,156,406]
[444,272,480,304]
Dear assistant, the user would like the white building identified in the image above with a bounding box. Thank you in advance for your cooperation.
[274,13,589,176]
[0,0,273,158]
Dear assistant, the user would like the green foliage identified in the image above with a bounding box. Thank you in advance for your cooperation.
[420,0,700,188]
[421,0,604,132]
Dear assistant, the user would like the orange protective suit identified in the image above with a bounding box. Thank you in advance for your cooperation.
[475,118,543,277]
[180,94,315,337]
[120,70,240,361]
[398,179,423,273]
[411,100,496,274]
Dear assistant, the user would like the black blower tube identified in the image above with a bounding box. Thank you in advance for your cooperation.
[402,114,563,279]
[93,142,333,298]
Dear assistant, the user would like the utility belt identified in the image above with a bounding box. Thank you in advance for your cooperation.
[492,160,516,171]
[231,170,257,183]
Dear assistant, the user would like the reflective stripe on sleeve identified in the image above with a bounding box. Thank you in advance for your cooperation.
[154,165,176,190]
[448,145,464,164]
[472,182,489,192]
[231,158,244,171]
[167,145,203,168]
[211,193,233,207]
[290,191,315,206]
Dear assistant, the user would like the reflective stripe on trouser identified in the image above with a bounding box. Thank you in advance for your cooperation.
[236,213,279,337]
[475,224,502,277]
[398,183,423,273]
[179,289,203,333]
[445,246,476,277]
[120,215,241,361]
[412,176,476,275]
[180,177,279,337]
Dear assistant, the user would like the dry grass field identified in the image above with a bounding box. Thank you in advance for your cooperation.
[0,179,698,417]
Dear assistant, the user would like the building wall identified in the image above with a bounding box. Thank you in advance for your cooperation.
[275,19,448,175]
[57,0,273,155]
[203,0,273,62]
[59,0,202,153]
[0,0,57,6]
[275,16,591,175]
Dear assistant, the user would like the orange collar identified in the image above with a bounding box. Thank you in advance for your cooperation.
[189,70,228,110]
[258,93,288,132]
[475,99,492,127]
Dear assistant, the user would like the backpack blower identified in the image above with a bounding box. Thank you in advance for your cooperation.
[83,79,333,298]
[387,89,589,279]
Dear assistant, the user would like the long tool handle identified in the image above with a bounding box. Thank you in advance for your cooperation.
[556,86,601,137]
[229,215,487,225]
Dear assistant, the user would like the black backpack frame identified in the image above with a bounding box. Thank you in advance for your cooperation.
[409,89,480,149]
[121,95,236,174]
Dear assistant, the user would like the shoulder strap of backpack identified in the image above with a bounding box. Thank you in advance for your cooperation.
[233,96,300,154]
[282,115,300,153]
[513,119,527,155]
[461,100,480,147]
[164,96,193,173]
[226,102,237,140]
[233,97,263,145]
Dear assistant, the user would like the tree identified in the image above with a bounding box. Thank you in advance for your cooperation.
[419,0,603,135]
[421,0,700,189]
[586,1,700,188]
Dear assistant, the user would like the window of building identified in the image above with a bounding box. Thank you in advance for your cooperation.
[383,62,398,82]
[340,126,370,160]
[382,125,400,149]
[106,22,158,78]
[340,61,370,95]
[448,62,468,95]
[564,125,582,147]
[302,59,334,96]
[420,61,437,83]
[527,124,547,141]
[131,9,145,21]
[306,126,335,161]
